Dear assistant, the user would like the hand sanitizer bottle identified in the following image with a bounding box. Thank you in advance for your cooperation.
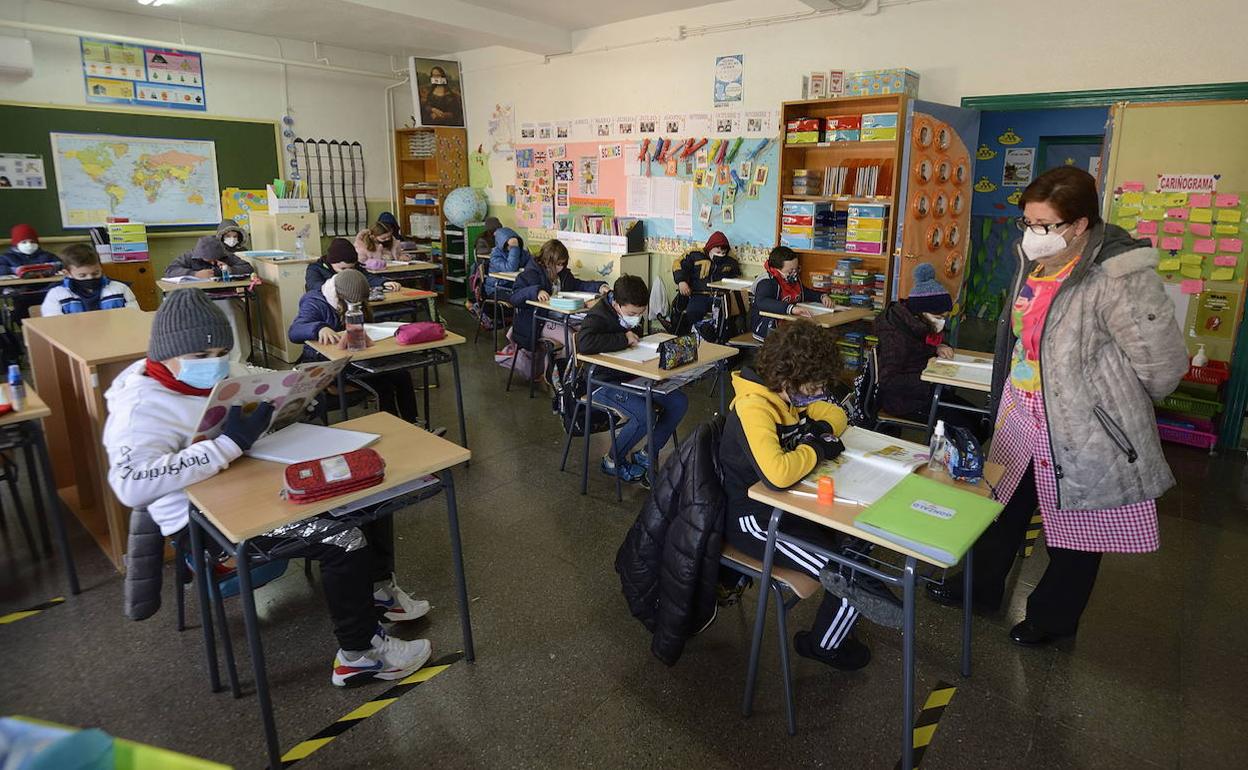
[294,235,305,258]
[927,419,948,473]
[1191,344,1209,368]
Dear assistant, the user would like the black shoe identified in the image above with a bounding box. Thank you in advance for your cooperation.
[925,580,999,614]
[1008,619,1067,647]
[793,631,871,671]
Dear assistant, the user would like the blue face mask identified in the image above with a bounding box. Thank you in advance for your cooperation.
[789,391,827,408]
[176,356,230,389]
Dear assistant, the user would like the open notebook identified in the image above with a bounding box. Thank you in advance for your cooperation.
[600,333,675,364]
[924,354,993,387]
[246,423,380,464]
[799,427,930,505]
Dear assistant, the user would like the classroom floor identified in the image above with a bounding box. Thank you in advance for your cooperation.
[2,306,1246,769]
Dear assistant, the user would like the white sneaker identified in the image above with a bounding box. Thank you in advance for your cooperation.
[373,576,431,622]
[332,631,432,687]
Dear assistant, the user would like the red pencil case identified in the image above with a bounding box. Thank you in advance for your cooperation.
[16,263,59,279]
[282,449,386,504]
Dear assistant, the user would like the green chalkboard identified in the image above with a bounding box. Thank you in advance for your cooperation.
[0,102,279,236]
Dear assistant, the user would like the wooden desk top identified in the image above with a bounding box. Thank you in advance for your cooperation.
[243,254,317,265]
[22,309,152,366]
[372,288,438,307]
[760,306,873,328]
[579,339,738,381]
[748,463,1004,569]
[373,261,440,273]
[157,278,255,293]
[309,330,466,363]
[526,295,601,315]
[707,280,755,293]
[920,349,994,393]
[0,385,52,426]
[492,271,521,282]
[0,275,61,288]
[186,412,470,543]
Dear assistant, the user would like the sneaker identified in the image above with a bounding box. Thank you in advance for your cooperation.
[793,631,871,671]
[332,631,432,687]
[631,449,651,472]
[373,577,431,623]
[601,455,647,486]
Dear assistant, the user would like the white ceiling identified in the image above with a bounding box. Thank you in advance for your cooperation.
[49,0,723,57]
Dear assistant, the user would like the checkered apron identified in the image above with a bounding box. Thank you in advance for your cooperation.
[987,382,1159,553]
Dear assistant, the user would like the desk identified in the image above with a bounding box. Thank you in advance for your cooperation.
[707,279,755,293]
[0,276,60,331]
[0,386,80,594]
[241,253,318,364]
[579,340,738,488]
[920,349,994,440]
[372,287,438,307]
[760,306,873,328]
[489,270,521,350]
[745,462,1003,768]
[309,332,468,448]
[157,279,269,367]
[185,411,473,768]
[516,296,600,398]
[372,260,441,275]
[23,310,152,568]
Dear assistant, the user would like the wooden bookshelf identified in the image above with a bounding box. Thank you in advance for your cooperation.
[393,127,468,300]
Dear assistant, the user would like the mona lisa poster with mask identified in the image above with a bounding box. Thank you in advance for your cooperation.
[409,57,466,127]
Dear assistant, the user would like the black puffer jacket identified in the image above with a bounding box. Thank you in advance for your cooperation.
[615,416,726,666]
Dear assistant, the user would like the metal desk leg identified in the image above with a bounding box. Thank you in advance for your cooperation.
[718,359,728,415]
[253,287,270,368]
[235,540,282,769]
[239,291,256,366]
[422,365,431,425]
[645,382,656,489]
[29,422,79,595]
[962,549,974,678]
[582,367,594,495]
[187,519,221,692]
[451,349,468,450]
[743,507,783,716]
[901,557,918,770]
[529,308,539,399]
[441,470,475,661]
[491,285,500,350]
[21,441,52,556]
[336,370,349,423]
[925,384,944,441]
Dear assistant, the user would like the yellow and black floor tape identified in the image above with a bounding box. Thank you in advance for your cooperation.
[895,680,956,770]
[0,597,65,625]
[1019,513,1043,557]
[280,652,463,767]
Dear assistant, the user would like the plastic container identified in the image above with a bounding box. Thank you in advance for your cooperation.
[344,302,367,351]
[927,420,948,472]
[1183,360,1230,386]
[1156,420,1218,450]
[8,364,25,412]
[1154,391,1222,418]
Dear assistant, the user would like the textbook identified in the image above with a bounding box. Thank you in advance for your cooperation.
[190,358,351,443]
[800,426,928,504]
[923,354,993,387]
[853,473,1003,564]
[795,302,836,315]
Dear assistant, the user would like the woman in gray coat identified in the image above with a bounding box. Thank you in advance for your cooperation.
[928,167,1187,646]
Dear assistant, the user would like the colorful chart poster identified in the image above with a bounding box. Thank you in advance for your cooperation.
[0,153,47,189]
[714,54,744,108]
[81,38,206,111]
[1002,148,1035,187]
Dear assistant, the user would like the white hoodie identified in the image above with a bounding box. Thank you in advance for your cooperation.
[102,359,244,535]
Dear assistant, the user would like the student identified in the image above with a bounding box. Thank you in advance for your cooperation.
[216,219,250,254]
[306,238,400,294]
[483,227,528,296]
[355,221,403,268]
[474,216,502,258]
[750,245,834,339]
[576,274,688,486]
[719,321,870,670]
[509,239,608,352]
[165,235,255,280]
[289,269,420,423]
[672,230,741,333]
[102,289,431,686]
[0,224,61,275]
[376,211,407,243]
[41,243,138,316]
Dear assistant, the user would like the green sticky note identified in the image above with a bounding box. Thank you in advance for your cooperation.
[1180,253,1204,266]
[1210,267,1235,281]
[1190,208,1214,223]
[1157,257,1181,272]
[1116,218,1139,230]
[1120,192,1144,206]
[1117,205,1142,217]
[1141,208,1166,221]
[1164,193,1189,207]
[1216,209,1242,224]
[1215,223,1240,235]
[1144,193,1167,207]
[1180,265,1204,278]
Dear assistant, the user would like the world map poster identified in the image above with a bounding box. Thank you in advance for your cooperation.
[49,132,222,228]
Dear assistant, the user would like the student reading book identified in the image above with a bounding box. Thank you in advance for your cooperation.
[750,246,834,339]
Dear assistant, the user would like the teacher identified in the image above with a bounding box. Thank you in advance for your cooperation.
[927,167,1188,646]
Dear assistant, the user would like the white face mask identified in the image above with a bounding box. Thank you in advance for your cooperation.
[17,241,38,256]
[430,77,448,86]
[1021,227,1070,261]
[618,312,642,329]
[923,314,947,333]
[223,236,240,248]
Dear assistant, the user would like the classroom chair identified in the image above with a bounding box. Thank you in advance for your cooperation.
[857,347,927,436]
[719,543,820,736]
[0,450,39,557]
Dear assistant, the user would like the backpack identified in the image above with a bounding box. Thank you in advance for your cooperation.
[550,357,615,436]
[946,424,984,483]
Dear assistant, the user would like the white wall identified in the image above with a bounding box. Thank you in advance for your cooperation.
[0,0,407,202]
[457,0,1248,203]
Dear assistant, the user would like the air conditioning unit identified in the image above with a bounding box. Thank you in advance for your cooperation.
[0,37,34,81]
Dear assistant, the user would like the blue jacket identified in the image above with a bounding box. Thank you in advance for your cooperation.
[483,228,530,294]
[0,246,61,276]
[288,291,342,361]
[509,262,605,350]
[304,261,386,293]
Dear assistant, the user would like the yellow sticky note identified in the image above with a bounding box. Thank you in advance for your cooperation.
[1216,209,1242,224]
[1190,208,1214,223]
[1180,253,1204,266]
[1141,208,1166,221]
[1120,192,1144,206]
[1116,218,1138,230]
[1144,193,1167,207]
[1210,267,1235,281]
[1215,223,1240,235]
[1164,193,1189,207]
[1117,205,1141,217]
[1157,257,1181,272]
[1180,265,1203,279]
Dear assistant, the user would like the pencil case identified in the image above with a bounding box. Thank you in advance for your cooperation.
[15,263,59,279]
[657,334,699,370]
[282,449,386,504]
[395,322,446,345]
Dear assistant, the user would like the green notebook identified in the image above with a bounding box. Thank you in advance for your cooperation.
[853,474,1003,565]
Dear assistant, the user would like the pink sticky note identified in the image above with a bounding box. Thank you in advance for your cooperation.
[1121,181,1146,192]
[1162,221,1186,235]
[1146,235,1158,247]
[1180,279,1204,294]
[1215,194,1241,208]
[1137,220,1158,235]
[1214,255,1238,267]
[1190,223,1213,237]
[1194,238,1217,254]
[1166,208,1189,220]
[1220,238,1243,253]
[1160,236,1184,251]
[1189,193,1212,208]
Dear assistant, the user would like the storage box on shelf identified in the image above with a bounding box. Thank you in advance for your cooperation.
[1154,360,1232,453]
[442,222,486,306]
[394,126,468,300]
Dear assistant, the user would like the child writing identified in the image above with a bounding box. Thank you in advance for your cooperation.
[103,289,431,686]
[671,230,740,333]
[306,238,400,294]
[749,245,834,340]
[509,239,608,354]
[355,221,404,269]
[165,235,255,280]
[576,274,688,487]
[719,321,870,670]
[41,243,138,316]
[289,268,420,424]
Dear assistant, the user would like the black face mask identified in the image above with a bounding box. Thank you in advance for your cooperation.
[69,277,103,295]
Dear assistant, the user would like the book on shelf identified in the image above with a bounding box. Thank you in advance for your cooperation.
[799,427,929,505]
[853,473,1003,564]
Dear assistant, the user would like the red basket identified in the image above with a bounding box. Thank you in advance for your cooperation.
[1183,361,1230,386]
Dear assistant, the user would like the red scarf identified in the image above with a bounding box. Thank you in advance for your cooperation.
[764,263,802,303]
[144,358,212,396]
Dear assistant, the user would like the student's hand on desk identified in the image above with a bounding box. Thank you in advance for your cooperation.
[222,401,274,452]
[383,281,401,292]
[317,327,341,345]
[195,269,216,278]
[678,281,691,297]
[537,290,551,302]
[821,294,835,308]
[937,344,955,359]
[790,305,812,318]
[625,331,641,346]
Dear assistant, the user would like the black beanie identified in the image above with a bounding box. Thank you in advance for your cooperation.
[325,238,358,265]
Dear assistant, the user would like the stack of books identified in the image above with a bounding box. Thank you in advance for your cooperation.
[846,203,888,256]
[407,132,436,158]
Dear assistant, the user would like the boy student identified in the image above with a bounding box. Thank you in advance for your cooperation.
[289,268,421,424]
[1,223,61,275]
[750,245,834,340]
[509,239,608,352]
[102,289,431,686]
[483,227,529,296]
[719,321,871,670]
[165,236,256,364]
[41,243,138,316]
[576,274,689,486]
[215,219,250,254]
[305,237,401,294]
[671,230,741,333]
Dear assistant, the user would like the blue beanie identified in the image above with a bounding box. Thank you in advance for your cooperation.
[906,262,953,315]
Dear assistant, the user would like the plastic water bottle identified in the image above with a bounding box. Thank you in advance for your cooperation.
[927,419,948,473]
[8,364,25,412]
[344,301,367,351]
[294,236,305,258]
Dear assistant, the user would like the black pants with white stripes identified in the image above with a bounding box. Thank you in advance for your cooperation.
[728,511,860,651]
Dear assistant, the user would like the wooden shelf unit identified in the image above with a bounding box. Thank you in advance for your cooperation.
[776,94,909,306]
[393,127,468,300]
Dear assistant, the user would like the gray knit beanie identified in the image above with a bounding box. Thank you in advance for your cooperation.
[193,235,227,263]
[150,289,234,361]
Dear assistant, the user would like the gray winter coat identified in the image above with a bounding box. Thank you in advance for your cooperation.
[991,223,1188,510]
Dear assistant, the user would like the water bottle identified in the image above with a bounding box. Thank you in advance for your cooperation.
[220,264,232,283]
[8,364,26,412]
[294,236,305,258]
[927,419,947,473]
[344,301,367,351]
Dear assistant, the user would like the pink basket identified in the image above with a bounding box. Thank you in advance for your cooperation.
[1156,421,1217,450]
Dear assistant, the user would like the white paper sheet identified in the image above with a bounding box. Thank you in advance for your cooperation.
[626,176,652,218]
[651,178,677,220]
[246,423,380,464]
[674,181,694,236]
